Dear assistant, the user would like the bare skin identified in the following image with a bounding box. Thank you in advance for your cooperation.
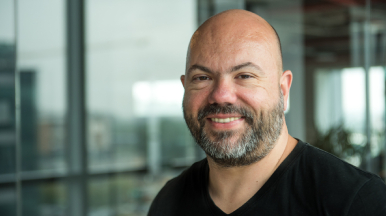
[181,9,298,214]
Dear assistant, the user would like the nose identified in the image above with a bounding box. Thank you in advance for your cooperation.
[208,77,237,105]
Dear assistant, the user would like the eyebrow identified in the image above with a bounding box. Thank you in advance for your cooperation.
[187,64,213,75]
[231,62,263,72]
[187,62,264,76]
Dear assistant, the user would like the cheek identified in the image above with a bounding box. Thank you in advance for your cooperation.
[183,90,210,114]
[236,88,270,110]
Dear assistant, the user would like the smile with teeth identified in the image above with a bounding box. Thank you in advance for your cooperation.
[210,117,241,123]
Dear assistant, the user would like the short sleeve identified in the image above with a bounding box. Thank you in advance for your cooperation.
[347,176,386,216]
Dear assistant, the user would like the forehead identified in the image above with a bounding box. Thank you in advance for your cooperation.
[189,32,279,75]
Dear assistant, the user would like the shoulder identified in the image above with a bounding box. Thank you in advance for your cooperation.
[147,159,208,216]
[298,140,376,182]
[294,140,386,215]
[278,140,375,198]
[347,176,386,216]
[301,143,376,178]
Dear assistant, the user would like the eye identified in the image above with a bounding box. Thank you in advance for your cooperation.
[236,74,253,79]
[193,76,211,81]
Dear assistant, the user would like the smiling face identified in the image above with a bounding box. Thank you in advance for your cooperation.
[181,10,292,167]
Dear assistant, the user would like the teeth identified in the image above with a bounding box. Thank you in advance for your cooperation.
[211,117,241,123]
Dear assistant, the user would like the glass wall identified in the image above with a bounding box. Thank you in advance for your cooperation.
[0,0,385,216]
[85,1,199,214]
[304,0,386,178]
[0,0,16,216]
[17,0,67,175]
[86,0,198,174]
[19,0,67,214]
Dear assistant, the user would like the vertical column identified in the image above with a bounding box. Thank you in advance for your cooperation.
[147,117,161,176]
[331,70,343,127]
[364,0,372,172]
[13,0,21,215]
[350,21,362,67]
[19,71,38,216]
[66,0,87,216]
[383,30,386,180]
[382,29,386,66]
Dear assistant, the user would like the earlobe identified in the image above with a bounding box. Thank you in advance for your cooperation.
[280,70,293,110]
[181,75,186,88]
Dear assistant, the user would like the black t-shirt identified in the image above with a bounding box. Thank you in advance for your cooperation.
[148,140,386,216]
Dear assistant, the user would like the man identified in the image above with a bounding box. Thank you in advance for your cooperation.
[148,9,386,216]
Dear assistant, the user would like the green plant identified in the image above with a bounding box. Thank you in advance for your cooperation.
[312,124,364,160]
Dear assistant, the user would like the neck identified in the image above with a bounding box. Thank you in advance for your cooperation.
[207,123,298,214]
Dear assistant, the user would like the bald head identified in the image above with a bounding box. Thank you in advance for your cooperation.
[186,9,282,74]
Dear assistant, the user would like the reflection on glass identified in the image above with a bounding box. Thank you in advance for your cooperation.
[132,80,184,117]
[0,0,16,177]
[88,117,148,172]
[0,1,381,216]
[22,181,66,216]
[160,117,195,167]
[17,0,66,174]
[0,1,17,216]
[341,67,385,135]
[88,174,176,216]
[0,186,16,216]
[0,45,16,176]
[86,0,197,173]
[314,67,385,168]
[371,1,386,180]
[306,0,386,179]
[86,1,198,215]
[88,177,110,215]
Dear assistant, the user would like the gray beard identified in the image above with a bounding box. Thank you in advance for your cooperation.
[183,91,284,167]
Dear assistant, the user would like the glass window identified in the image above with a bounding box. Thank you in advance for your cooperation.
[0,186,16,216]
[17,0,66,174]
[0,1,16,215]
[86,0,198,173]
[308,1,386,178]
[0,0,16,177]
[22,181,66,216]
[86,1,199,215]
[1,1,386,216]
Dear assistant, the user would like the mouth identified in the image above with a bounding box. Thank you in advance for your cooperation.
[209,117,242,123]
[205,116,244,130]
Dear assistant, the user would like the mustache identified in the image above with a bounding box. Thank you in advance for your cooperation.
[197,104,255,124]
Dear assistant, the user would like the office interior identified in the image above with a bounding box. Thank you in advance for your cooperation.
[0,0,386,215]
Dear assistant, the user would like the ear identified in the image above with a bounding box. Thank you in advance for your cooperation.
[180,75,186,88]
[280,70,293,111]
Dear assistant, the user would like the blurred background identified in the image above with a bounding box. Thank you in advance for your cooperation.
[0,0,386,215]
